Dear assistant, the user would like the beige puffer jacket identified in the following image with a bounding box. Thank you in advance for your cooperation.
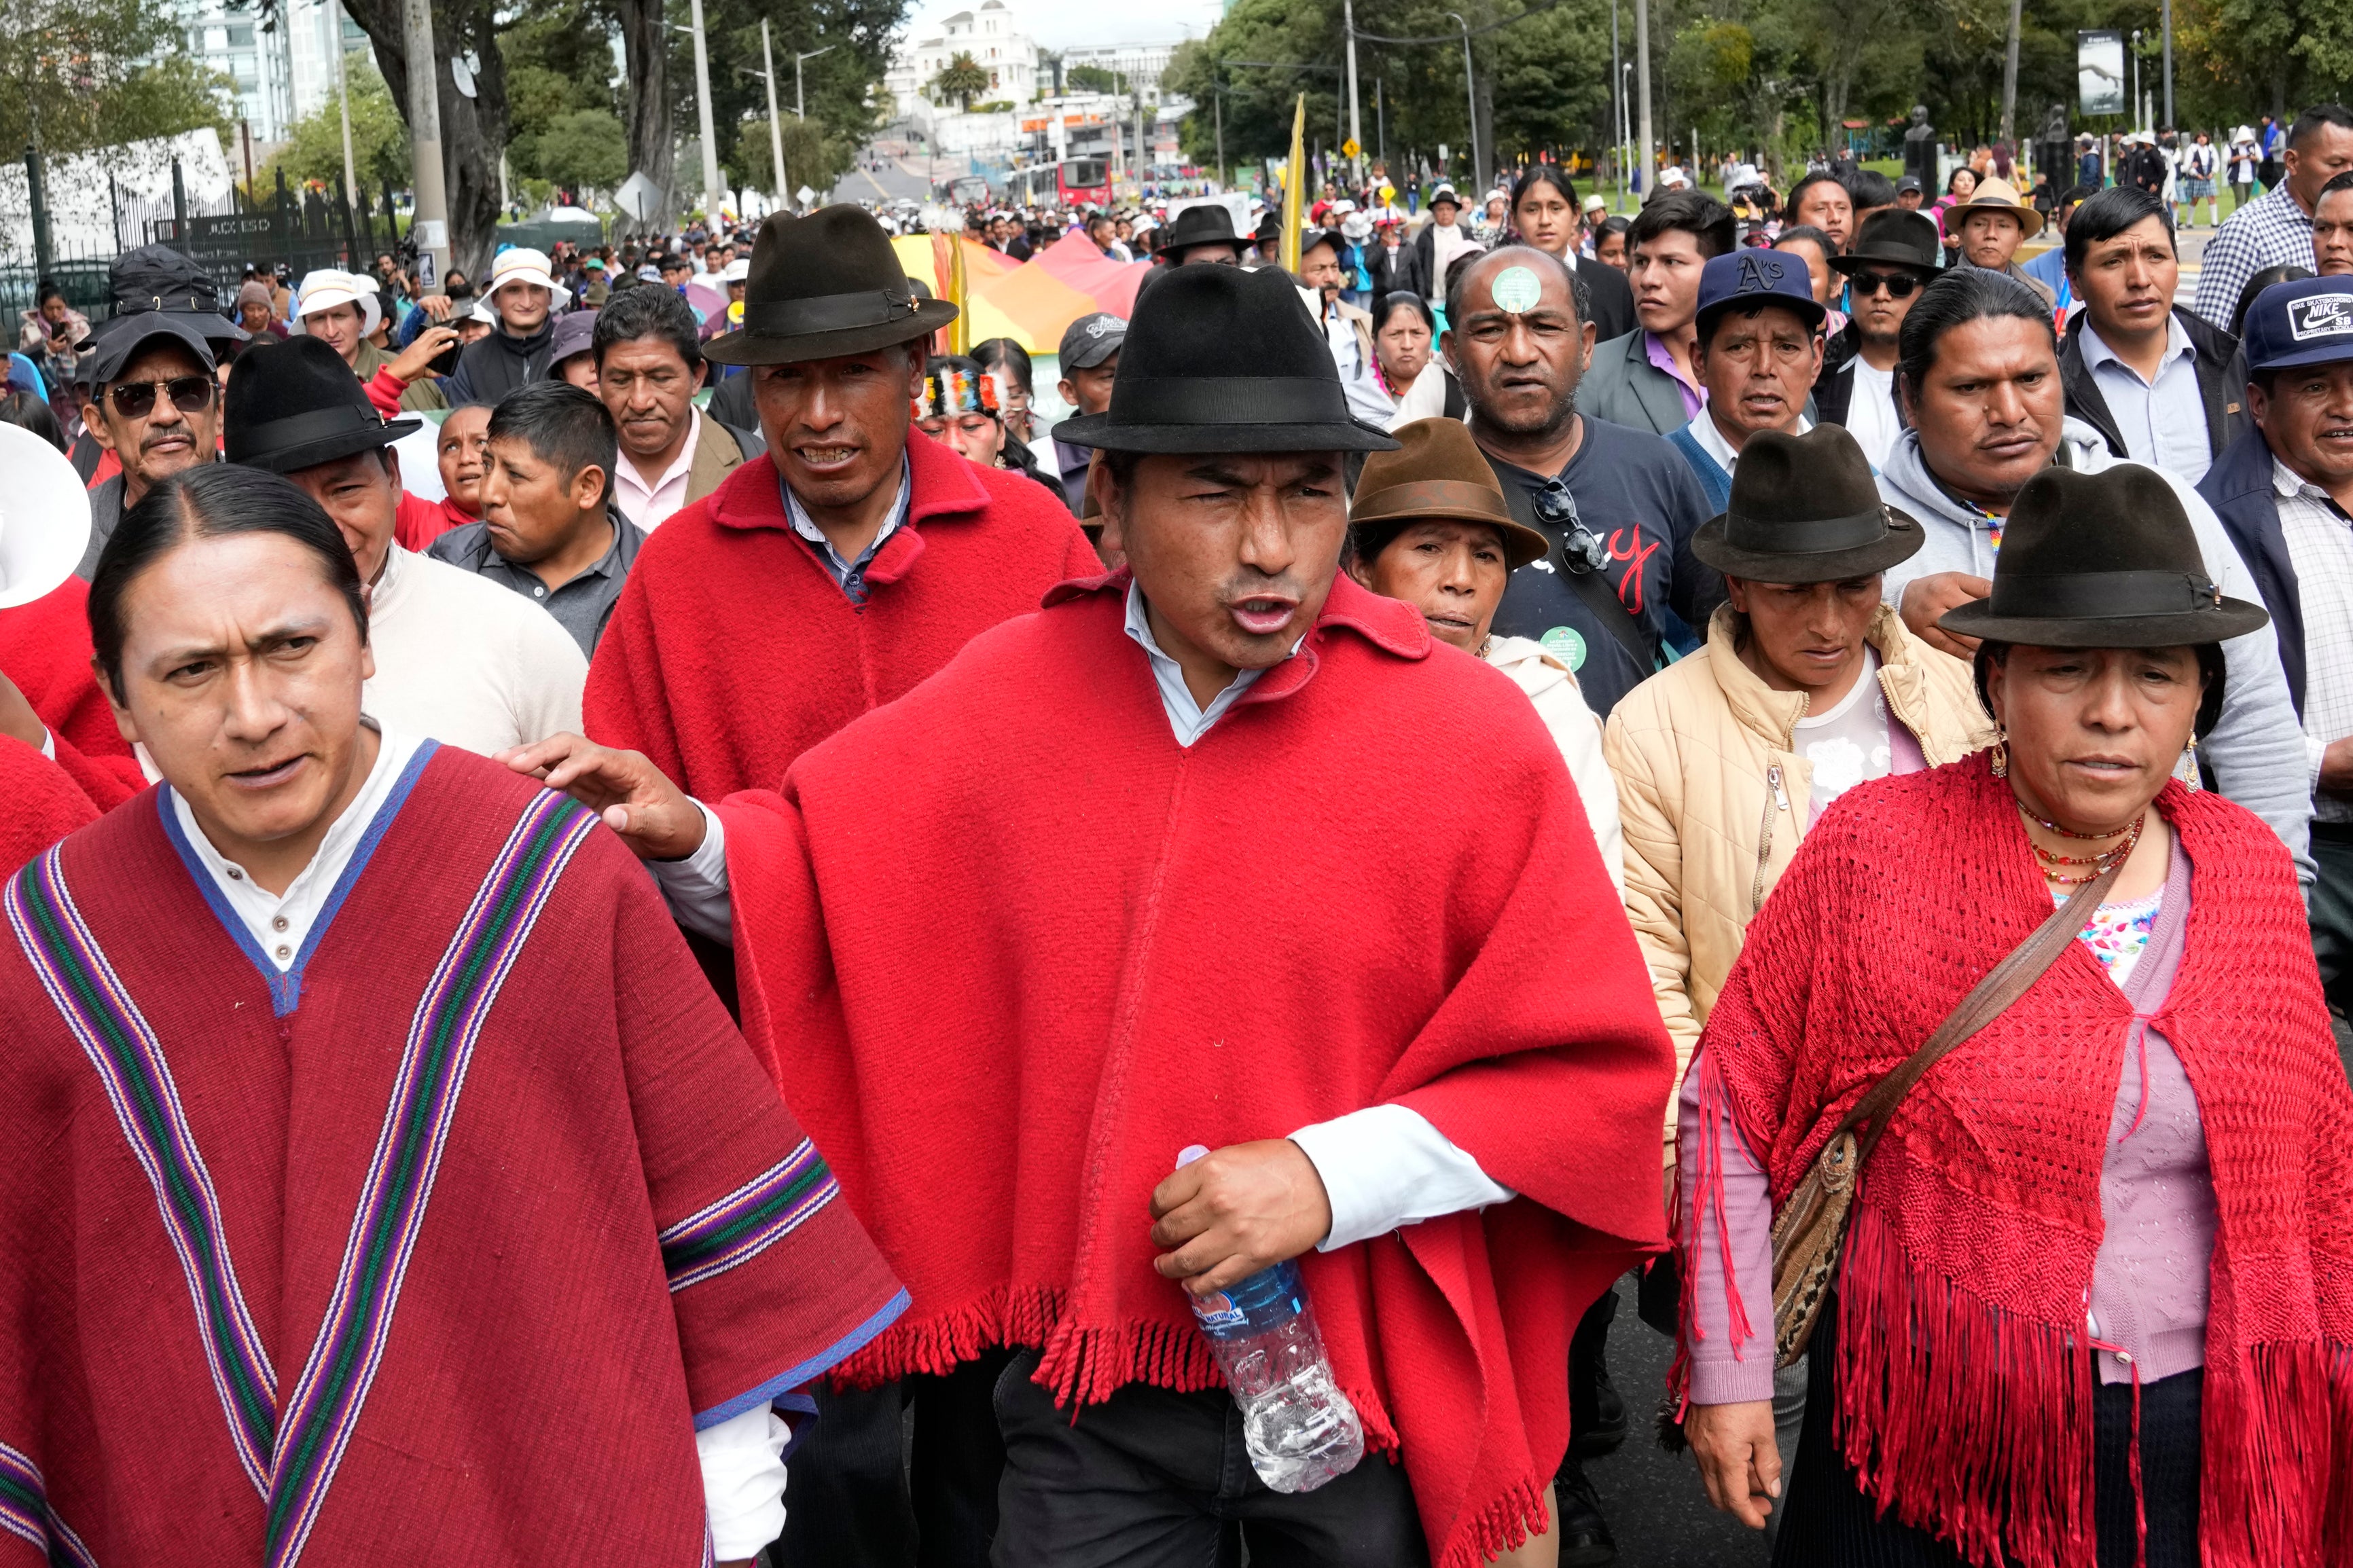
[1603,602,1996,1160]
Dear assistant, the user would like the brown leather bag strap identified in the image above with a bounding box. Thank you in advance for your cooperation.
[1834,859,2124,1165]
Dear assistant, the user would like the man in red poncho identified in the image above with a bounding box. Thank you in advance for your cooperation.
[578,202,1095,1566]
[510,263,1674,1568]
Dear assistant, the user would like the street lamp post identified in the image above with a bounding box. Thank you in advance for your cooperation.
[761,20,788,211]
[687,0,724,218]
[1635,0,1652,206]
[797,44,836,120]
[1342,0,1363,189]
[399,0,450,289]
[1445,12,1479,194]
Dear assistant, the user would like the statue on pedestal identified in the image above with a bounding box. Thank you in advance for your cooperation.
[1903,105,1937,189]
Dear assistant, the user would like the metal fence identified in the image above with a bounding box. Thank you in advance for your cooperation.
[4,148,413,328]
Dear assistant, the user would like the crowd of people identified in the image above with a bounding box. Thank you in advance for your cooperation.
[4,97,2353,1568]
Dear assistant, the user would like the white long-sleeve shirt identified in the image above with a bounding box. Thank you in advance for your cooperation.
[647,583,1519,1247]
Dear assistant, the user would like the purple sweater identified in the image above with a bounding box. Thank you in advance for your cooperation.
[1680,841,2216,1403]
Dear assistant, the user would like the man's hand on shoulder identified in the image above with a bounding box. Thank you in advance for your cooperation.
[1148,1139,1333,1294]
[1897,571,1990,659]
[495,732,705,860]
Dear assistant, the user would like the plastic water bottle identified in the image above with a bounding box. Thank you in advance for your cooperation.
[1175,1145,1365,1493]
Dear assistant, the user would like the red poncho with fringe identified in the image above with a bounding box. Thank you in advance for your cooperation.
[585,431,1098,801]
[1695,757,2353,1567]
[719,570,1674,1568]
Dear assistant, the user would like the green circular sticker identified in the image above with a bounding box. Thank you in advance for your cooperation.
[1540,625,1587,671]
[1492,264,1543,314]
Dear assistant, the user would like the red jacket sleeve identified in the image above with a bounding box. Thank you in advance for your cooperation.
[365,366,409,419]
[0,735,100,875]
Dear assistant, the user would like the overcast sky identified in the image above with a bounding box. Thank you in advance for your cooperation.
[899,0,1221,52]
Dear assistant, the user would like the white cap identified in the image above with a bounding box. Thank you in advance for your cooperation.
[292,268,382,337]
[1583,194,1608,213]
[0,422,92,609]
[485,247,573,311]
[722,257,750,282]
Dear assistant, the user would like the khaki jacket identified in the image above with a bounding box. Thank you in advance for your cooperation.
[685,409,749,507]
[1603,603,1995,1156]
[353,337,448,412]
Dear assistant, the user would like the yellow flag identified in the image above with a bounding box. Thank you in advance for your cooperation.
[948,233,970,355]
[1280,94,1306,274]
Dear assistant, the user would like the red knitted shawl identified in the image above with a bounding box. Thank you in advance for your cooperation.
[0,749,905,1562]
[0,735,96,875]
[1700,758,2353,1567]
[584,430,1098,799]
[719,570,1677,1568]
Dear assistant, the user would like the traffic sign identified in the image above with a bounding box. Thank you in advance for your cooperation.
[615,171,664,222]
[1342,138,1361,160]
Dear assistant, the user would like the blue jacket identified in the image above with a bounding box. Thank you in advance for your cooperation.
[2199,426,2310,716]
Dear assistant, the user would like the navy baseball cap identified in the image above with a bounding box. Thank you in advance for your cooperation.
[2242,275,2353,373]
[1694,248,1826,339]
[1058,311,1126,371]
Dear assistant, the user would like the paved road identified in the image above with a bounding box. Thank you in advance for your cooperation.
[828,147,935,206]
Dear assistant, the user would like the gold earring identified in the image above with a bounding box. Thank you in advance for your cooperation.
[2184,735,2202,792]
[1989,735,2008,780]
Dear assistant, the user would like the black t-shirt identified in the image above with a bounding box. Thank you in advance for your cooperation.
[1484,416,1725,718]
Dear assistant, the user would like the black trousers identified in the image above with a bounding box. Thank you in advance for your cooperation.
[774,1351,1012,1568]
[988,1348,1429,1568]
[2307,823,2353,1023]
[1773,1300,2203,1568]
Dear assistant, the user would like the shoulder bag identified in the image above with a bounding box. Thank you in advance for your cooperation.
[1767,858,2122,1366]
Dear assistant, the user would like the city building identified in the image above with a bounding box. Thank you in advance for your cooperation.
[285,0,378,124]
[886,0,1041,109]
[1058,41,1180,101]
[175,0,298,142]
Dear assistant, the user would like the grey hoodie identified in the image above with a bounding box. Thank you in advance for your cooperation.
[1877,419,2314,883]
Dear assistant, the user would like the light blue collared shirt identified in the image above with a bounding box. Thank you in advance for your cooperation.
[1122,581,1278,746]
[2081,316,2212,483]
[781,458,913,602]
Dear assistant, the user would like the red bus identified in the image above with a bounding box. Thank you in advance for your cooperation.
[1056,158,1110,208]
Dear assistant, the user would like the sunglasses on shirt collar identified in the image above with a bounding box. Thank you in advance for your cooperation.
[1528,478,1611,573]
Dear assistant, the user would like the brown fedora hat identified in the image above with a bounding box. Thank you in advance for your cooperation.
[702,204,959,366]
[1692,424,1924,582]
[1943,177,2044,239]
[1350,417,1551,570]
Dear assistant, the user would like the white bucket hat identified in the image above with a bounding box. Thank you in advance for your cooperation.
[292,268,382,337]
[0,422,92,608]
[485,247,573,312]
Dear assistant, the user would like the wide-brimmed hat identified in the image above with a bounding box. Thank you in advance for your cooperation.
[1945,177,2044,238]
[1939,464,2269,646]
[0,422,92,608]
[224,335,420,474]
[550,309,598,368]
[1828,208,1942,275]
[1350,417,1549,569]
[82,244,245,385]
[1054,264,1399,455]
[702,204,956,367]
[293,268,382,337]
[485,247,573,310]
[1693,425,1924,582]
[1158,203,1246,261]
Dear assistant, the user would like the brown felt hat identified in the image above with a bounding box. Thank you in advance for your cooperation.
[1692,424,1923,583]
[702,204,958,366]
[1349,417,1551,570]
[1939,464,2269,647]
[1944,177,2044,239]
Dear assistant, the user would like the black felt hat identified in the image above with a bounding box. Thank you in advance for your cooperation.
[1053,263,1399,455]
[1827,209,1942,276]
[224,335,419,474]
[1157,203,1247,261]
[1939,464,2269,646]
[702,204,958,366]
[1693,425,1924,582]
[82,243,249,385]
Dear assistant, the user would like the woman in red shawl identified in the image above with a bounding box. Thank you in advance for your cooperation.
[1674,463,2353,1567]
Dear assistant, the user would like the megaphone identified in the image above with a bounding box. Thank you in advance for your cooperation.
[0,422,93,609]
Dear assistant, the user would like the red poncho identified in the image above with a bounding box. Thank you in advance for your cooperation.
[719,570,1675,1568]
[1699,759,2353,1567]
[586,431,1098,798]
[0,578,143,809]
[0,746,905,1562]
[0,735,97,875]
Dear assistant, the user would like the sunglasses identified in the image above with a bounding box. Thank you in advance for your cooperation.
[108,375,215,420]
[1851,271,1925,299]
[1528,478,1611,574]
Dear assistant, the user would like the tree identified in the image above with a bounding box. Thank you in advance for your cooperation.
[267,59,413,193]
[533,108,630,192]
[0,0,232,158]
[342,0,512,280]
[732,115,854,197]
[932,50,990,109]
[1066,63,1124,94]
